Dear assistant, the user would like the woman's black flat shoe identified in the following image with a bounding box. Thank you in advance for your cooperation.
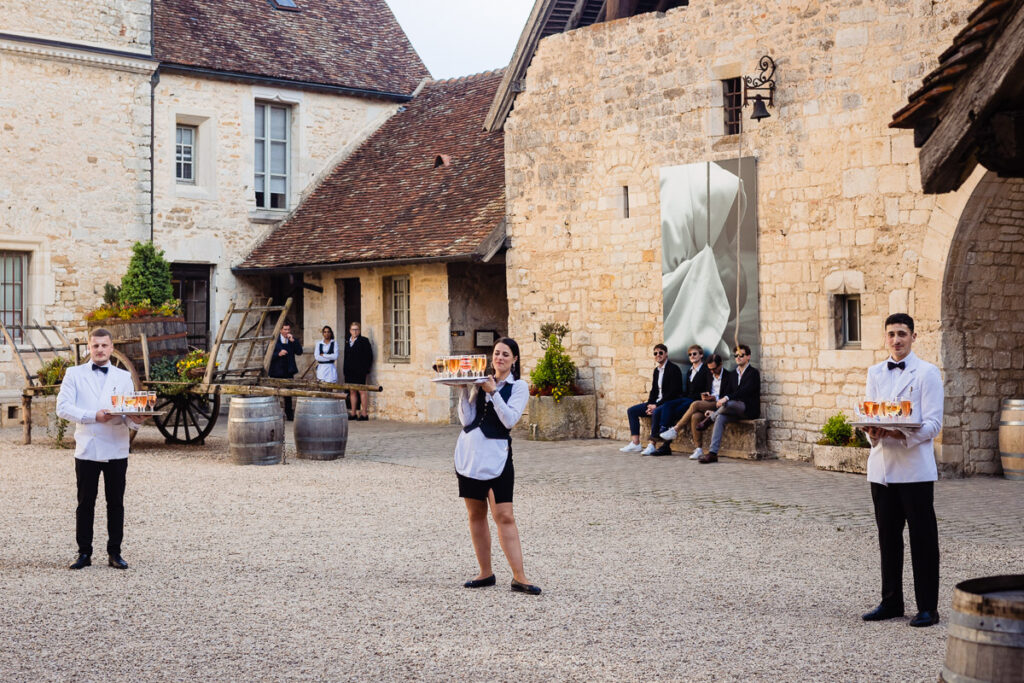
[464,575,496,588]
[511,579,541,595]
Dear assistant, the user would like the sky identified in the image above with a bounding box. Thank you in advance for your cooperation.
[383,0,536,80]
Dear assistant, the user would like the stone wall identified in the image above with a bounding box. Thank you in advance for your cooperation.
[301,264,454,423]
[152,73,398,345]
[0,48,152,390]
[941,175,1024,475]
[503,0,987,467]
[1,0,151,53]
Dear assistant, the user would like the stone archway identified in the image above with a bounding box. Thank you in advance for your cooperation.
[940,172,1024,476]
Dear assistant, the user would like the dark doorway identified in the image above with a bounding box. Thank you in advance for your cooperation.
[269,273,304,331]
[336,277,361,330]
[171,264,212,350]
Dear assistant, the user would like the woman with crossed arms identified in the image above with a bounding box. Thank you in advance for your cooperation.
[454,337,540,595]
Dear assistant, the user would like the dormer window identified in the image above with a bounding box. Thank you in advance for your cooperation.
[434,154,451,168]
[270,0,299,10]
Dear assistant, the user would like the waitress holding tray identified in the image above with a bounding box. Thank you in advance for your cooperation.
[453,337,541,595]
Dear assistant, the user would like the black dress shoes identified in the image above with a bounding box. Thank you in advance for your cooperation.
[69,554,91,570]
[909,610,940,627]
[861,603,904,621]
[463,574,496,588]
[650,443,673,456]
[695,417,713,431]
[511,579,541,595]
[108,555,129,570]
[697,452,718,463]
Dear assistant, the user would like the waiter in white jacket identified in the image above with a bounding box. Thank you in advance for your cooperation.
[56,328,144,570]
[861,313,943,628]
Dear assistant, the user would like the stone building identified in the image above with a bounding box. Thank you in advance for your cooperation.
[489,0,1020,475]
[0,1,426,400]
[236,71,508,422]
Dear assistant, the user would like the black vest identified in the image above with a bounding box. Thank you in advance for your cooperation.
[463,382,515,441]
[317,341,335,363]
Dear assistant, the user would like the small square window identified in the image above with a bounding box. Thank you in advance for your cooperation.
[622,186,630,218]
[270,0,299,10]
[175,125,196,184]
[835,294,861,348]
[722,78,742,135]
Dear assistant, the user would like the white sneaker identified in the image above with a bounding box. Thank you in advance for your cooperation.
[689,447,703,460]
[620,442,643,453]
[641,443,656,455]
[659,427,678,441]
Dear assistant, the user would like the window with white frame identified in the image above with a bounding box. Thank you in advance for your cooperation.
[0,251,27,342]
[384,275,410,361]
[176,125,196,183]
[254,102,290,209]
[835,294,861,348]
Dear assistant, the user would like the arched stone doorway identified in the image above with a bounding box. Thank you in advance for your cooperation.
[941,172,1024,476]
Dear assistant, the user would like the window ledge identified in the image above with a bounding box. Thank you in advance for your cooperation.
[249,209,288,224]
[386,358,411,365]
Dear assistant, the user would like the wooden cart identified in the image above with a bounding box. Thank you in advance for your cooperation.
[6,298,381,446]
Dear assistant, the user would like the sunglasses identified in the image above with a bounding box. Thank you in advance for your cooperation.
[734,353,747,358]
[653,351,666,357]
[688,352,701,357]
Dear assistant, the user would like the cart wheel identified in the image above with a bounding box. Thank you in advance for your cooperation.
[153,391,220,445]
[109,350,143,448]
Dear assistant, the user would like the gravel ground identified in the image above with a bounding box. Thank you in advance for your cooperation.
[1,425,1021,682]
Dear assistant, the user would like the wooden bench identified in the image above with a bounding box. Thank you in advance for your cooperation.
[640,415,770,460]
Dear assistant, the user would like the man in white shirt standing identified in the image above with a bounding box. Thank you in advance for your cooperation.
[861,313,943,628]
[57,329,145,570]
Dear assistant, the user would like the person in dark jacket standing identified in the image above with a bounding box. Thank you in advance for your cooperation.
[268,323,302,420]
[343,322,374,420]
[695,343,760,463]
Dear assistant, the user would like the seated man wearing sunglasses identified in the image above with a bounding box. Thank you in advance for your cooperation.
[694,344,760,463]
[620,344,683,455]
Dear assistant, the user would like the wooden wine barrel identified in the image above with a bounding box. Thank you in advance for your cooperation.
[998,399,1024,481]
[91,315,189,366]
[228,396,284,466]
[940,575,1024,683]
[293,398,348,460]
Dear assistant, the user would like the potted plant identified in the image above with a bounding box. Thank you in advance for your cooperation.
[521,324,596,440]
[812,411,870,474]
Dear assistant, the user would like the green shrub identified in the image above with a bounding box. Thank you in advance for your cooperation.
[819,412,855,447]
[102,282,121,305]
[38,357,74,395]
[529,334,577,401]
[118,242,174,307]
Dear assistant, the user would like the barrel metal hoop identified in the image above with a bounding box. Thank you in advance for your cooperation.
[997,452,1024,458]
[949,609,1024,635]
[998,420,1024,426]
[230,441,283,449]
[939,667,998,683]
[1001,399,1024,406]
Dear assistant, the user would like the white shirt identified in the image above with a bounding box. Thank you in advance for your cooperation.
[655,364,666,403]
[314,341,338,382]
[453,377,529,480]
[689,362,703,381]
[710,372,723,399]
[56,360,140,461]
[865,351,943,484]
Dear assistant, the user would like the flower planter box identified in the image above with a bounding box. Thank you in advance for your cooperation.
[812,443,869,474]
[516,394,597,440]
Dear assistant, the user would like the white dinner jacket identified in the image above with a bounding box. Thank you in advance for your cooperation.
[864,351,943,485]
[56,361,140,461]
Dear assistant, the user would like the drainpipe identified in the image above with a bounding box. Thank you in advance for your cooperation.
[149,66,159,243]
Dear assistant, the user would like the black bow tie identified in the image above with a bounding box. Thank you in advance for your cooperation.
[887,361,905,371]
[92,364,108,374]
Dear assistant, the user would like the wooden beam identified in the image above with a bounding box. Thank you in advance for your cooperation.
[0,320,34,387]
[203,301,235,387]
[222,298,254,376]
[261,297,293,375]
[566,0,590,29]
[605,0,638,21]
[919,7,1024,193]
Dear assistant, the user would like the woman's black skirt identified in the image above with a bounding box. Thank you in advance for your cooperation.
[457,454,514,504]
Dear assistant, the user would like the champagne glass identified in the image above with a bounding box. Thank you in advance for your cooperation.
[110,394,121,412]
[433,355,445,376]
[885,400,900,419]
[898,395,912,420]
[459,355,472,379]
[472,355,487,377]
[147,391,157,410]
[865,401,878,419]
[445,356,459,379]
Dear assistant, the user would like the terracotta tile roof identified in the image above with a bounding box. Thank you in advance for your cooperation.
[891,0,1020,129]
[154,0,428,96]
[236,70,506,271]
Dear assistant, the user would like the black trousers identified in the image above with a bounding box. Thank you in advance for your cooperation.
[870,481,939,612]
[75,458,127,557]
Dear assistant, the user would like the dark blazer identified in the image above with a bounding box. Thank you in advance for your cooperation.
[681,363,711,402]
[646,361,684,406]
[719,365,761,419]
[343,335,374,380]
[268,336,303,378]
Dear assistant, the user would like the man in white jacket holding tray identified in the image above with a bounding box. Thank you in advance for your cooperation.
[57,328,144,571]
[860,313,943,628]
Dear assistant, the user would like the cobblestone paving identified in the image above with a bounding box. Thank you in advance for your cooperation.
[344,421,1024,546]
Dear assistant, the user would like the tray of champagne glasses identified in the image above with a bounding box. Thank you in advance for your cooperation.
[850,398,921,429]
[431,354,490,385]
